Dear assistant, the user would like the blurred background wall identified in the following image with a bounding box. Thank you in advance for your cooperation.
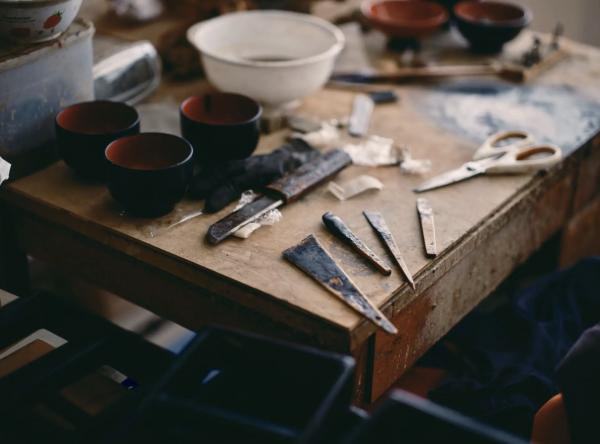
[520,0,600,46]
[316,0,600,47]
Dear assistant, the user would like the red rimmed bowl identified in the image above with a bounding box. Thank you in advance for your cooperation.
[105,133,194,217]
[454,1,532,53]
[55,100,140,180]
[361,0,449,39]
[180,92,262,165]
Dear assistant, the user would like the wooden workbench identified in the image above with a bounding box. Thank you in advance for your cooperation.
[1,10,599,402]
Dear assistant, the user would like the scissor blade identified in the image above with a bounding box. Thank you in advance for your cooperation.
[414,165,482,193]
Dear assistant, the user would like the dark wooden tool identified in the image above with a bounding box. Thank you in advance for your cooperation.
[207,149,353,244]
[330,50,568,85]
[283,234,397,334]
[322,212,392,276]
[364,211,416,290]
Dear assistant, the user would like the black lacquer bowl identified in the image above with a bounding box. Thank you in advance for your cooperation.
[56,101,140,180]
[454,1,532,53]
[180,92,262,165]
[105,133,194,217]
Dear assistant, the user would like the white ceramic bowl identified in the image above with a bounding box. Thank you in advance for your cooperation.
[187,11,345,112]
[0,0,82,43]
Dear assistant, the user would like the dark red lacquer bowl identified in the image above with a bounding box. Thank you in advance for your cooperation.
[105,133,194,217]
[361,0,449,39]
[56,101,140,180]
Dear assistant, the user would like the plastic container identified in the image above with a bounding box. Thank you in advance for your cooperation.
[122,326,356,443]
[346,389,526,444]
[0,18,94,176]
[0,292,175,443]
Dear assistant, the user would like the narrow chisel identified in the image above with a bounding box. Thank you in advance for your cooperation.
[322,212,392,276]
[363,211,416,290]
[283,234,397,334]
[417,198,438,257]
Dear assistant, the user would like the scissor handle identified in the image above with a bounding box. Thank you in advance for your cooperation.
[473,130,536,160]
[485,144,563,174]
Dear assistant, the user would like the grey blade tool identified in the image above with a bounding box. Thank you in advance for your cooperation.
[322,212,392,276]
[283,235,397,335]
[417,198,438,257]
[363,211,416,290]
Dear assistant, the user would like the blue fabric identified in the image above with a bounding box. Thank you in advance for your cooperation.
[419,257,600,438]
[557,322,600,444]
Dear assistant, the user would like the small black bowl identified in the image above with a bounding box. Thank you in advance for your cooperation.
[105,133,194,217]
[55,101,140,180]
[180,93,262,165]
[454,1,532,53]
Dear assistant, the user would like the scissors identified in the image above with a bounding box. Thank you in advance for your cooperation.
[414,130,563,193]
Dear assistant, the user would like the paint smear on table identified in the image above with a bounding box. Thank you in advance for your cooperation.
[419,81,600,155]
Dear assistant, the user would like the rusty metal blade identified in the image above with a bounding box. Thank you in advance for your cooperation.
[417,198,438,257]
[363,211,416,290]
[322,212,392,275]
[207,149,352,245]
[283,235,397,334]
[206,196,283,245]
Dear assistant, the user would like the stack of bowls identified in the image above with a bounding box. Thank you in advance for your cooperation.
[0,0,83,43]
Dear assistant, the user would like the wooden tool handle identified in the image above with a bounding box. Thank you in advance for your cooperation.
[331,64,498,84]
[266,149,352,202]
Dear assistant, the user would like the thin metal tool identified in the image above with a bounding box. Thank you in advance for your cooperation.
[322,212,392,275]
[283,234,397,334]
[416,198,437,257]
[348,94,374,137]
[415,130,563,193]
[363,211,416,290]
[207,149,352,244]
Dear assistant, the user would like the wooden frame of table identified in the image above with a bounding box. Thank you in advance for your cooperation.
[1,31,599,403]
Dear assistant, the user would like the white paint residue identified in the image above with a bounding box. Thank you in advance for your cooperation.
[232,190,282,239]
[328,175,383,200]
[0,156,11,186]
[437,93,559,141]
[295,122,340,149]
[399,147,432,176]
[423,83,600,154]
[343,136,400,166]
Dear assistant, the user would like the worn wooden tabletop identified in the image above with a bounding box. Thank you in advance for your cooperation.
[2,6,600,401]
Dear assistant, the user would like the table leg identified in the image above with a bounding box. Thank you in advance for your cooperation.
[0,204,30,296]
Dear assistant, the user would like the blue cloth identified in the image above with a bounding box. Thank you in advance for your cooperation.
[419,257,600,438]
[557,321,600,444]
